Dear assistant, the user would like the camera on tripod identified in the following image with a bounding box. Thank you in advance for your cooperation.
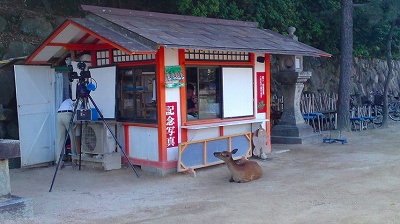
[67,61,91,82]
[65,58,93,98]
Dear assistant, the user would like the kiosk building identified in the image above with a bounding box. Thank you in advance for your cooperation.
[14,5,330,174]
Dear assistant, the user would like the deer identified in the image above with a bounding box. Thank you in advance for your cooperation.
[213,148,262,183]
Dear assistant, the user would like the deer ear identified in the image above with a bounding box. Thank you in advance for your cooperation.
[232,148,238,154]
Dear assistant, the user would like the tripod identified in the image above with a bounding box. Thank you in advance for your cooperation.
[49,82,140,192]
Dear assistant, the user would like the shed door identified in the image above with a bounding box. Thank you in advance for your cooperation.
[14,65,56,166]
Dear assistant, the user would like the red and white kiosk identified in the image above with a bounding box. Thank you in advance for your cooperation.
[14,5,329,175]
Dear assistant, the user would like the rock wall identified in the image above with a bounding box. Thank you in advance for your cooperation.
[0,8,62,140]
[306,58,400,96]
[272,56,400,98]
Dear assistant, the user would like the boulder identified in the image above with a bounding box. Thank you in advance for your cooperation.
[20,17,53,38]
[2,41,36,59]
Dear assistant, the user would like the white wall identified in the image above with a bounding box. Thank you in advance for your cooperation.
[223,124,252,136]
[254,52,268,129]
[164,48,181,161]
[254,52,266,73]
[187,128,220,142]
[129,126,159,161]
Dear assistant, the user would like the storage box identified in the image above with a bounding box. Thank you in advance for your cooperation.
[91,108,99,121]
[77,108,99,121]
[77,109,92,121]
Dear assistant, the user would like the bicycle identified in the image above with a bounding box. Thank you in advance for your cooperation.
[369,92,383,126]
[388,95,400,121]
[350,93,383,131]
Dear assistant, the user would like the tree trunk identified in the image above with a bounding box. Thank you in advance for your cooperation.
[337,0,353,131]
[381,19,397,128]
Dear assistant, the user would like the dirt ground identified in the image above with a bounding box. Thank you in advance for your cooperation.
[6,121,400,224]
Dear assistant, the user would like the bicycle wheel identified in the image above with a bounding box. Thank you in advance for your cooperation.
[388,102,400,121]
[373,107,383,126]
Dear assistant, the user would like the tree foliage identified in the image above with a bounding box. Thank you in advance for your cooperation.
[23,0,400,60]
[357,0,400,127]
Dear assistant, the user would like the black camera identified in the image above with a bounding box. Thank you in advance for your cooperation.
[77,61,86,70]
[67,61,91,82]
[67,65,79,82]
[66,61,93,98]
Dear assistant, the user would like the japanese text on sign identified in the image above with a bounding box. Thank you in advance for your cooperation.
[257,72,266,113]
[166,102,178,148]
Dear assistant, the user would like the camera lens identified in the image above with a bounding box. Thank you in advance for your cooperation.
[77,61,86,70]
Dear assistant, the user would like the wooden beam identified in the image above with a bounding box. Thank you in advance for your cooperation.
[47,43,111,50]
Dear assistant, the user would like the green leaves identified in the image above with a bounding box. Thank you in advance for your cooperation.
[354,0,400,59]
[178,0,220,17]
[176,0,341,54]
[23,0,400,59]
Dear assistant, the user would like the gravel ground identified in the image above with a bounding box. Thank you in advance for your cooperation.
[6,122,400,224]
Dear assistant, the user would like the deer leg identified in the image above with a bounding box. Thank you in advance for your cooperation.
[237,179,249,183]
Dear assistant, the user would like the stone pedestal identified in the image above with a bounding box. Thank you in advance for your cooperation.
[271,71,321,144]
[71,152,121,171]
[0,139,33,221]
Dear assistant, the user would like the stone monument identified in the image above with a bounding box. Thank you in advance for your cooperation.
[271,27,321,144]
[0,139,33,221]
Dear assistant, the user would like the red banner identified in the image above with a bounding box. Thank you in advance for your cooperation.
[166,102,178,148]
[257,72,266,113]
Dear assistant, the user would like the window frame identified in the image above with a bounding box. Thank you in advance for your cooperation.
[117,65,158,123]
[185,65,254,122]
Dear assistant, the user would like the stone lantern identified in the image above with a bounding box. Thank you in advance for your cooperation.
[271,27,321,144]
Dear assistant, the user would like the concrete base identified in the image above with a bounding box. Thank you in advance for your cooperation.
[103,152,122,170]
[71,152,121,170]
[271,123,322,144]
[0,195,33,221]
[141,165,176,176]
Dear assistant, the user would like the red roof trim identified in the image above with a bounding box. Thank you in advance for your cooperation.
[67,20,134,55]
[25,21,71,64]
[77,33,91,44]
[47,42,111,51]
[26,19,156,64]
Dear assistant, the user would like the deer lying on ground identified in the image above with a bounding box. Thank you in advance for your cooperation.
[214,148,262,183]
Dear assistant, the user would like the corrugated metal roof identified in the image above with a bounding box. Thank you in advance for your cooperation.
[25,17,157,64]
[26,4,330,64]
[69,18,156,53]
[80,5,330,57]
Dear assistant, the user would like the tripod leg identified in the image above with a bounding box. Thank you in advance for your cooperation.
[79,121,83,170]
[88,95,140,178]
[49,99,80,192]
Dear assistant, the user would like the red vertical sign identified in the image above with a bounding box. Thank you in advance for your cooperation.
[257,72,266,113]
[166,102,178,148]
